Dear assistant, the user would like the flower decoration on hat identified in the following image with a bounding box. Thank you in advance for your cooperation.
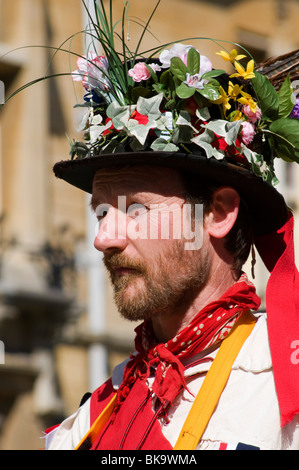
[67,0,299,188]
[4,0,299,187]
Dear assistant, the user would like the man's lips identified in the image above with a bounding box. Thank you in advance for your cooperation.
[110,265,142,277]
[112,266,137,275]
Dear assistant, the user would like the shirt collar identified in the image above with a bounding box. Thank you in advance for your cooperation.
[111,314,271,389]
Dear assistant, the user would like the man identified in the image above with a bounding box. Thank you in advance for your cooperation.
[46,159,299,450]
[29,2,299,450]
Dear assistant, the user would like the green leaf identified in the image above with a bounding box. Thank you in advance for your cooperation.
[127,85,153,103]
[197,84,220,101]
[202,120,241,146]
[136,93,163,119]
[269,117,299,163]
[127,120,151,145]
[160,69,173,87]
[251,72,279,121]
[278,74,294,118]
[170,57,188,81]
[106,101,132,129]
[145,64,159,84]
[172,125,194,144]
[201,69,225,80]
[150,137,179,152]
[187,48,200,75]
[176,82,196,99]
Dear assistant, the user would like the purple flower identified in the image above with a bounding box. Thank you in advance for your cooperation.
[290,97,299,119]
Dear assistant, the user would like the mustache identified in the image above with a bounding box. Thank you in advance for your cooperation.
[103,253,146,274]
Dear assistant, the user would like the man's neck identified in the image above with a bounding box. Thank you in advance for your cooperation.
[152,266,239,343]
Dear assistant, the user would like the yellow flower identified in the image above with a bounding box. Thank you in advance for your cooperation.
[232,110,243,121]
[214,86,231,114]
[216,49,247,63]
[237,89,257,113]
[230,59,255,80]
[228,81,243,100]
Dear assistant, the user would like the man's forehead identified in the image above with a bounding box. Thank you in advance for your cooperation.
[92,165,185,195]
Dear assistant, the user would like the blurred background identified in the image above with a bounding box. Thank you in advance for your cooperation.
[0,0,298,450]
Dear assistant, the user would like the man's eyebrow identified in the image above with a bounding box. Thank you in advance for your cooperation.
[89,191,152,213]
[89,195,98,212]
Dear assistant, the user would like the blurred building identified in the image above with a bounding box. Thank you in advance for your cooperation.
[0,0,298,449]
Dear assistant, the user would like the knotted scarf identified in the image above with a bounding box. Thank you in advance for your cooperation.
[113,273,260,414]
[255,212,299,427]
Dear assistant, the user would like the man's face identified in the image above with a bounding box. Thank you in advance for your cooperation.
[91,166,211,322]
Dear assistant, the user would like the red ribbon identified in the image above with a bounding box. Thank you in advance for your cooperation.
[255,212,299,426]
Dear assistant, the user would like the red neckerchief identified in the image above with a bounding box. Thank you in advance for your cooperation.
[255,212,299,427]
[113,273,260,414]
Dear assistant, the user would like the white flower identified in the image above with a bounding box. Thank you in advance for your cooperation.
[159,43,195,68]
[159,44,212,77]
[199,55,213,76]
[72,52,110,91]
[184,73,206,89]
[148,63,162,73]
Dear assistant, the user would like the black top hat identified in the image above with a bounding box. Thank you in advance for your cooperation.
[54,149,287,237]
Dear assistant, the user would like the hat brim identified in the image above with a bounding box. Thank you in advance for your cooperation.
[53,151,288,236]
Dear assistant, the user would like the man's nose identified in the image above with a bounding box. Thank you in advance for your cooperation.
[94,207,128,253]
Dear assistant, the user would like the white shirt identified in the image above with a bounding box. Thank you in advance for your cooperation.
[46,314,299,450]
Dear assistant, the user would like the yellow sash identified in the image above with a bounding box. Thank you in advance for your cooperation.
[74,393,117,450]
[174,310,256,450]
[75,310,256,450]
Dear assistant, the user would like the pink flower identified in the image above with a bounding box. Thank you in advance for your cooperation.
[241,121,256,145]
[242,104,262,123]
[128,62,151,82]
[72,52,109,90]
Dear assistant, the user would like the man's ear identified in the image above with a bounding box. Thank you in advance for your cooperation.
[205,187,240,239]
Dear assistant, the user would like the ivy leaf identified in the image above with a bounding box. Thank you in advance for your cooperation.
[251,72,279,121]
[202,120,241,146]
[150,137,179,152]
[127,120,151,145]
[278,74,294,118]
[106,101,133,129]
[170,57,188,81]
[187,48,200,75]
[137,93,163,120]
[269,117,299,162]
[191,132,225,160]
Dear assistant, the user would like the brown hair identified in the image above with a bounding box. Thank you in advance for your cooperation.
[181,172,253,273]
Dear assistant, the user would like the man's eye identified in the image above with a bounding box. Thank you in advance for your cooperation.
[97,210,107,222]
[95,203,111,222]
[127,203,148,218]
